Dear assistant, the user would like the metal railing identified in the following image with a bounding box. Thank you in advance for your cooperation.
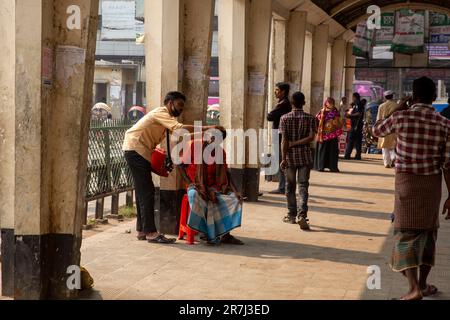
[84,118,135,223]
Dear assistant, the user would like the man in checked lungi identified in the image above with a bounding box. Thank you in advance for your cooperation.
[373,76,450,300]
[178,128,245,246]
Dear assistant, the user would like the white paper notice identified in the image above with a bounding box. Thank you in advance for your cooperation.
[248,72,266,96]
[55,46,86,87]
[110,85,121,100]
[185,56,204,81]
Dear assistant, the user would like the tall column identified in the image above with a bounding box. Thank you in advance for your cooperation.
[145,0,214,234]
[345,41,356,102]
[219,0,247,193]
[0,0,99,299]
[245,0,272,201]
[330,39,346,103]
[273,19,287,93]
[286,11,307,93]
[145,0,182,109]
[182,0,214,124]
[144,0,182,234]
[0,0,16,298]
[310,24,329,116]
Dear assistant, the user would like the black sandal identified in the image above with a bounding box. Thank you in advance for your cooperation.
[221,234,244,245]
[147,235,177,244]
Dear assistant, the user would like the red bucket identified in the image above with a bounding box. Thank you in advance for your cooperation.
[151,148,169,177]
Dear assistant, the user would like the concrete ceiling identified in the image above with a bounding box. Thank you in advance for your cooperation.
[275,0,450,30]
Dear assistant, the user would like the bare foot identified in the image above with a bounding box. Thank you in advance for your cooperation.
[145,232,159,240]
[400,289,423,300]
[420,284,438,297]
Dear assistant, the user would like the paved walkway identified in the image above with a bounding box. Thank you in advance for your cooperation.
[2,155,449,300]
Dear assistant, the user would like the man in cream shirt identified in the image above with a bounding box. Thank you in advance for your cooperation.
[123,91,220,244]
[376,90,399,168]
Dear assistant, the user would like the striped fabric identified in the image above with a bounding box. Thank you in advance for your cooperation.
[187,186,242,241]
[390,230,437,272]
[394,173,441,230]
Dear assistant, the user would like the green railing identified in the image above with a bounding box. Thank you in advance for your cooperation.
[84,119,135,223]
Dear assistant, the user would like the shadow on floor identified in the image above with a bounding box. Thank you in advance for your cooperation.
[311,183,393,195]
[172,236,386,267]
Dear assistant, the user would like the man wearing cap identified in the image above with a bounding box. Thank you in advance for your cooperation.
[376,90,399,168]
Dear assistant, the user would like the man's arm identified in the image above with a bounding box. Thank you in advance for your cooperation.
[372,114,396,138]
[182,124,222,133]
[289,131,315,148]
[267,106,288,122]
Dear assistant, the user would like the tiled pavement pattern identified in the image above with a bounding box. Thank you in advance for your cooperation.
[2,155,449,300]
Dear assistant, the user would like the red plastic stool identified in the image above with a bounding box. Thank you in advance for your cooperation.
[178,194,198,245]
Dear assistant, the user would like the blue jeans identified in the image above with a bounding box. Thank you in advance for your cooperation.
[285,166,311,217]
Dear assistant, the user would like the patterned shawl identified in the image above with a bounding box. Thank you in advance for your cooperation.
[316,98,343,143]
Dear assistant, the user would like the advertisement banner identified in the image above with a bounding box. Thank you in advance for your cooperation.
[375,13,394,45]
[391,9,425,54]
[101,1,136,40]
[353,21,374,58]
[429,12,450,44]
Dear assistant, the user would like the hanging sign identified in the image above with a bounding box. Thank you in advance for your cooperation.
[391,9,425,54]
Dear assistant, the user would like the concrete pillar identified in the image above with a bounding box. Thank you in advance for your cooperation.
[145,0,214,234]
[182,0,214,124]
[0,0,99,299]
[145,0,182,109]
[345,41,356,102]
[310,24,329,116]
[302,32,313,110]
[273,19,287,94]
[245,0,272,201]
[219,0,272,201]
[286,11,307,93]
[219,0,247,193]
[0,0,16,298]
[330,39,346,103]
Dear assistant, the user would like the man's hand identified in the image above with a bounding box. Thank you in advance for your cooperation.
[442,198,450,220]
[398,96,412,111]
[280,160,287,172]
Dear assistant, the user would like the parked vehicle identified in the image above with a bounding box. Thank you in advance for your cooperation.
[353,80,384,104]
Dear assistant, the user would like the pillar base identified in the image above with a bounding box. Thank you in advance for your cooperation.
[1,229,14,297]
[12,233,81,300]
[158,189,186,236]
[229,168,261,202]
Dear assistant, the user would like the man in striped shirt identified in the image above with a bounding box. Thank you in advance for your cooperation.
[373,76,450,300]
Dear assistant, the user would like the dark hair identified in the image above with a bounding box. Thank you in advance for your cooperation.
[353,92,361,100]
[385,94,394,100]
[361,99,367,107]
[276,82,290,96]
[413,77,436,103]
[292,91,305,107]
[107,113,112,119]
[164,91,186,105]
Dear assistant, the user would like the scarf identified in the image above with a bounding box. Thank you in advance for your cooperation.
[316,100,343,143]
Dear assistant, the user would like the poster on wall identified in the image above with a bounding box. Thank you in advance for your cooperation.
[375,13,394,46]
[101,1,136,40]
[429,12,450,44]
[391,9,425,54]
[353,21,374,58]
